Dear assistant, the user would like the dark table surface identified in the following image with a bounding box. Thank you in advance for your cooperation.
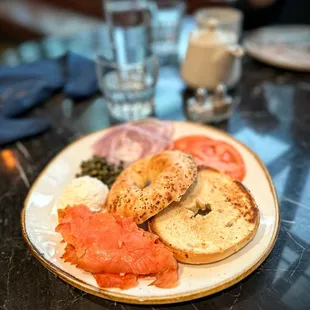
[1,18,310,310]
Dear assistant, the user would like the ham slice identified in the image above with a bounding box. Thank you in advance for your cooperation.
[56,205,179,289]
[93,119,174,166]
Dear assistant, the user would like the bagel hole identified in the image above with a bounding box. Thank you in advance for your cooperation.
[194,200,211,217]
[144,180,151,188]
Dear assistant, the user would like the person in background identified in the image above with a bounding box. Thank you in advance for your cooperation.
[235,0,310,29]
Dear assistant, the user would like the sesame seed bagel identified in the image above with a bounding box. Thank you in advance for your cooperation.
[106,150,197,224]
[149,167,260,264]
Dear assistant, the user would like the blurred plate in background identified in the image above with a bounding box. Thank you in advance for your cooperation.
[244,25,310,72]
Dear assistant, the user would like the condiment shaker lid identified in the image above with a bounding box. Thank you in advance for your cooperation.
[213,84,232,104]
[211,84,233,117]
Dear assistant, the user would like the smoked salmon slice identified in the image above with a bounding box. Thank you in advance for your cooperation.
[94,273,138,290]
[56,205,179,289]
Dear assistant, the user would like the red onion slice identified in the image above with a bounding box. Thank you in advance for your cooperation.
[132,118,174,141]
[93,120,173,166]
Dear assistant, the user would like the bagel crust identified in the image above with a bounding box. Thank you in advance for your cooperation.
[149,167,260,264]
[106,150,197,224]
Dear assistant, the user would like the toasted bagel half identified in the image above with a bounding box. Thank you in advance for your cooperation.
[149,167,259,264]
[106,150,197,224]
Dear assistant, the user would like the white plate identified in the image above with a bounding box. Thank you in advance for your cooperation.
[244,25,310,72]
[22,121,279,305]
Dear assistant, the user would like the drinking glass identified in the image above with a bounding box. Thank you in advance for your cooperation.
[151,0,186,60]
[96,54,159,122]
[103,0,152,65]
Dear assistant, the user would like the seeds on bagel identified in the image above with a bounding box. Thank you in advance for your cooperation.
[106,150,197,224]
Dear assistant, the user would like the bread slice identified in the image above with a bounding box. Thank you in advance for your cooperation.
[148,167,260,264]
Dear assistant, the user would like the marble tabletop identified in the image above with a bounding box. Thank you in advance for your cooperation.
[1,19,310,310]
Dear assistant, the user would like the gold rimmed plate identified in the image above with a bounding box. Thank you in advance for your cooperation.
[21,121,279,305]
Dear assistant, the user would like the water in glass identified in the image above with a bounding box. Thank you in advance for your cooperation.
[104,0,152,65]
[100,71,155,121]
[96,55,158,122]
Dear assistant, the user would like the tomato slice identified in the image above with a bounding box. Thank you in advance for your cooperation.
[173,135,213,152]
[173,136,246,181]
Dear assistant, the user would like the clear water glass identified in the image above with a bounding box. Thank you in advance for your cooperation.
[103,0,153,65]
[151,0,185,59]
[195,7,243,42]
[96,54,159,122]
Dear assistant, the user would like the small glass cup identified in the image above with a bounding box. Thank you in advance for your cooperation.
[96,54,159,122]
[151,0,186,61]
[195,7,243,42]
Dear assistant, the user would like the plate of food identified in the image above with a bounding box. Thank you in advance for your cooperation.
[21,119,279,305]
[244,25,310,71]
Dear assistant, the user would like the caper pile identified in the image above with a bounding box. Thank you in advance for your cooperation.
[76,155,124,188]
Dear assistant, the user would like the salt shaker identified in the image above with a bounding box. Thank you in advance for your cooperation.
[212,84,233,122]
[186,84,233,123]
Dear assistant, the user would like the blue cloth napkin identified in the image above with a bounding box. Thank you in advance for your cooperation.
[0,53,99,146]
[0,117,51,145]
[0,59,64,117]
[64,53,99,99]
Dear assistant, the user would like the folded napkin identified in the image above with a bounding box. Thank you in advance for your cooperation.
[0,53,99,146]
[64,53,98,99]
[0,117,51,145]
[0,59,64,117]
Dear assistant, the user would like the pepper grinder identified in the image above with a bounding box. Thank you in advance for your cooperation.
[186,84,233,123]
